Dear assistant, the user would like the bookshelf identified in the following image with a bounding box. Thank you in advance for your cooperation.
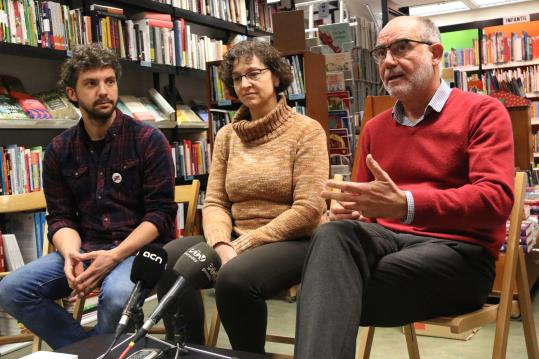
[0,0,275,195]
[205,50,329,146]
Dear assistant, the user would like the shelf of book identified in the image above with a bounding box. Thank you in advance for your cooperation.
[173,7,245,34]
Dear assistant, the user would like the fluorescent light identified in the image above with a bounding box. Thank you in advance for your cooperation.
[472,0,530,7]
[409,1,469,16]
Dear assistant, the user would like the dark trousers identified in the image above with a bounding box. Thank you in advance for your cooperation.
[156,235,310,353]
[294,220,496,359]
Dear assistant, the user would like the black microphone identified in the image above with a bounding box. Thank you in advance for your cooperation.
[130,242,221,344]
[114,245,168,339]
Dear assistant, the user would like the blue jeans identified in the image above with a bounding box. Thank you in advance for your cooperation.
[0,251,135,350]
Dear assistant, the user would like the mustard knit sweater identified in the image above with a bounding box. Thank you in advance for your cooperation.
[203,96,329,254]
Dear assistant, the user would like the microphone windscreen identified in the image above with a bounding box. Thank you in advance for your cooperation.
[173,242,221,289]
[131,245,168,289]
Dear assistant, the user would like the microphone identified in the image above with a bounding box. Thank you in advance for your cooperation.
[130,242,221,344]
[114,245,168,339]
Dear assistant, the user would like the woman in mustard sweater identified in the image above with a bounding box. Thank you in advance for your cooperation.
[156,40,329,353]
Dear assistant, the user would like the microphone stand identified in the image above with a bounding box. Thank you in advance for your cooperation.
[170,309,237,359]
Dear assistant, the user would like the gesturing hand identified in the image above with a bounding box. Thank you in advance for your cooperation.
[322,154,407,219]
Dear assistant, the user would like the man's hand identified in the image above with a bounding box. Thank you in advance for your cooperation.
[71,250,121,298]
[329,201,362,221]
[214,243,237,267]
[64,251,85,294]
[322,154,407,219]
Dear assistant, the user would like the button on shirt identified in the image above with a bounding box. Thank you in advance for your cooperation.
[391,81,453,224]
[43,111,177,252]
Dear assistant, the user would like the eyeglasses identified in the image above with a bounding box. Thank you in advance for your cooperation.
[232,68,270,85]
[370,38,433,64]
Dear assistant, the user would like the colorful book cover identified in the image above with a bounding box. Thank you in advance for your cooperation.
[318,23,352,53]
[326,71,345,92]
[0,94,29,120]
[327,91,351,111]
[328,128,351,155]
[17,97,52,119]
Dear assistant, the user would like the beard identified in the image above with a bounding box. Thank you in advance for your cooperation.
[382,59,434,98]
[80,98,117,123]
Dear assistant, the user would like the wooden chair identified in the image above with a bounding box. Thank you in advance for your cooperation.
[356,171,539,359]
[0,191,47,351]
[33,179,201,349]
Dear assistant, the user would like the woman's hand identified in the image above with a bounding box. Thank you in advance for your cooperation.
[214,243,237,266]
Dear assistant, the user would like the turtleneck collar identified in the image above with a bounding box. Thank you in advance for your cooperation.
[232,96,294,143]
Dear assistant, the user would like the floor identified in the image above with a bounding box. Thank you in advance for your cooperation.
[2,286,538,358]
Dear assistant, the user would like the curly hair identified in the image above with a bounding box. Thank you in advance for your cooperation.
[219,40,293,98]
[58,43,122,90]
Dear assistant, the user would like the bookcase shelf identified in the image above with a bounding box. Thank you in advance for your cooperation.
[482,58,539,71]
[0,191,45,213]
[0,42,67,60]
[112,0,173,13]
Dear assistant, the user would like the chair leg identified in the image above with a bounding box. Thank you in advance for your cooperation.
[403,324,420,359]
[206,306,221,347]
[356,327,375,359]
[515,250,539,359]
[31,335,42,352]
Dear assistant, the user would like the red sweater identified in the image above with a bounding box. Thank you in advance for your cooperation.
[355,89,514,258]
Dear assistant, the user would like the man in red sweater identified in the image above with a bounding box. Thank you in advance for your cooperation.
[295,16,514,359]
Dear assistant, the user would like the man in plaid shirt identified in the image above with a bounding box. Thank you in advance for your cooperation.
[0,44,177,349]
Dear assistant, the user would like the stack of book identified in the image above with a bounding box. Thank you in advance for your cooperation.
[173,0,247,26]
[482,30,539,65]
[171,139,211,179]
[284,55,305,99]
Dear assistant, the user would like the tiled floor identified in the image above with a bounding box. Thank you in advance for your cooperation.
[2,286,538,358]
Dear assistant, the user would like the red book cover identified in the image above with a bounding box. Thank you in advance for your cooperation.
[1,149,10,195]
[132,12,172,22]
[148,19,173,29]
[0,231,5,272]
[17,97,52,119]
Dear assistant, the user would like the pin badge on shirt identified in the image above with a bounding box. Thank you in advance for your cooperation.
[112,172,122,184]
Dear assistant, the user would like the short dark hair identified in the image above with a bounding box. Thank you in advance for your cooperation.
[58,43,122,89]
[219,40,293,98]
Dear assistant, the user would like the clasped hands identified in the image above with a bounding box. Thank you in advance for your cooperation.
[64,249,120,301]
[322,154,407,221]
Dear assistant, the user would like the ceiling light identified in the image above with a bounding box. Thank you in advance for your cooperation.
[409,1,469,16]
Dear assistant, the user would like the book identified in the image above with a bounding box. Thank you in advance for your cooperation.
[177,105,207,128]
[17,96,52,119]
[148,88,175,121]
[118,96,155,121]
[4,213,39,265]
[0,94,29,120]
[0,231,5,272]
[318,22,352,53]
[34,90,80,120]
[327,91,351,111]
[2,233,25,271]
[21,352,78,358]
[326,71,345,92]
[328,128,351,155]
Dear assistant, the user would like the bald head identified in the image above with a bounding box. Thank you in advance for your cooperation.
[379,16,440,46]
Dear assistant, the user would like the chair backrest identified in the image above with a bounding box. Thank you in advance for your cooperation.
[351,95,396,181]
[0,191,46,214]
[175,179,201,237]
